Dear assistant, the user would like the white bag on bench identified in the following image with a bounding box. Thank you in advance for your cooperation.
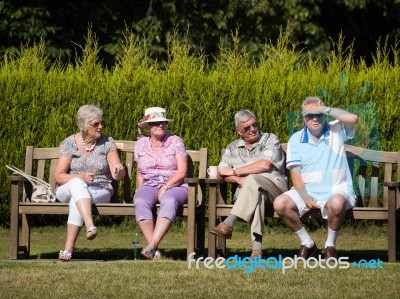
[6,164,56,203]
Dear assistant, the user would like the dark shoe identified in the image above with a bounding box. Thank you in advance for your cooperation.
[324,246,337,260]
[250,249,263,259]
[298,243,318,259]
[210,223,233,239]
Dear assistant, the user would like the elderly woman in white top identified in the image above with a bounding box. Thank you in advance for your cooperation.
[54,104,125,261]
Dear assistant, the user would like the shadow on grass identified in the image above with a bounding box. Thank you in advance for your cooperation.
[32,248,388,262]
[33,247,190,261]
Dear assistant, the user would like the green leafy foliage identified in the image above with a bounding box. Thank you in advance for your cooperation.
[1,28,400,225]
[1,1,400,67]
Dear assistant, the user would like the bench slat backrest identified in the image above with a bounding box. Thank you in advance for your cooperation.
[113,140,136,203]
[113,140,207,204]
[344,145,400,208]
[281,143,400,208]
[23,141,207,204]
[220,143,399,209]
[26,146,59,192]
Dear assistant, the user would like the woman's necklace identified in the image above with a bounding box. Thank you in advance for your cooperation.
[81,136,96,152]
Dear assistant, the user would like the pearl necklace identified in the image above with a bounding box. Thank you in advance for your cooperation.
[81,136,96,152]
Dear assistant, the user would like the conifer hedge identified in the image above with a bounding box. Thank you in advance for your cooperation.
[1,29,399,224]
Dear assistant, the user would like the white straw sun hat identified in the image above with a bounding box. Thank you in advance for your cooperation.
[137,107,173,128]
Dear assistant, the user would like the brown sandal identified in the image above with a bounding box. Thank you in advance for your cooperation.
[250,249,263,259]
[141,247,156,260]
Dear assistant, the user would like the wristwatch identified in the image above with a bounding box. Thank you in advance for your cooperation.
[325,106,331,115]
[232,167,238,176]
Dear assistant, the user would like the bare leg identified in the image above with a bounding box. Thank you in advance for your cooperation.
[274,194,315,252]
[326,194,346,230]
[322,194,347,255]
[273,194,303,232]
[138,219,155,245]
[75,198,95,230]
[148,217,173,248]
[64,224,81,253]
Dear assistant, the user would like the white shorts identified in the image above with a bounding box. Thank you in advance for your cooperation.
[284,188,355,219]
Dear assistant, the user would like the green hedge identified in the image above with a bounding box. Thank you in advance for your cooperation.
[1,29,400,225]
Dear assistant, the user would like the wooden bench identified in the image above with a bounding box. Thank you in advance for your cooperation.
[8,140,207,259]
[207,144,400,262]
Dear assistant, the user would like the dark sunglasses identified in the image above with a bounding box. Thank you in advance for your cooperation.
[241,122,258,133]
[90,121,105,128]
[148,121,168,126]
[304,113,324,119]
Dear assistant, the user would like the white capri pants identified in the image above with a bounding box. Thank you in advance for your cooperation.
[56,177,111,226]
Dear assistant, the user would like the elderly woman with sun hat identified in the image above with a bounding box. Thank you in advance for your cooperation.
[134,107,188,260]
[54,104,125,261]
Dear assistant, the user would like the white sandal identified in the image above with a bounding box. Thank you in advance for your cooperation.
[154,250,161,260]
[58,250,72,261]
[86,226,98,240]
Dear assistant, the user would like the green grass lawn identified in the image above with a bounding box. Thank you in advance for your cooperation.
[0,221,399,298]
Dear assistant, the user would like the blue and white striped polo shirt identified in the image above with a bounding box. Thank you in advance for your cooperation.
[286,120,356,202]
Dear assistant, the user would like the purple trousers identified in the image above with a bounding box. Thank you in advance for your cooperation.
[134,185,188,222]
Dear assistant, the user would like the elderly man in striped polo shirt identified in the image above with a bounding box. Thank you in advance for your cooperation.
[210,109,288,259]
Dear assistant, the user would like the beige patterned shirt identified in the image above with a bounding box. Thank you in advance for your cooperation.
[219,132,287,182]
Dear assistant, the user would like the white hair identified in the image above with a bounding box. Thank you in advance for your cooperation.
[234,110,257,128]
[76,104,103,132]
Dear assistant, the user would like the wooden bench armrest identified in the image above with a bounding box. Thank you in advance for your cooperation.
[384,181,400,187]
[185,178,205,207]
[8,175,34,203]
[7,175,28,183]
[184,178,225,207]
[184,178,225,184]
[185,178,203,184]
[185,178,234,208]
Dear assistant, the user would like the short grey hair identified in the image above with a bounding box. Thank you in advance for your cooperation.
[234,110,257,128]
[76,104,103,131]
[301,96,325,112]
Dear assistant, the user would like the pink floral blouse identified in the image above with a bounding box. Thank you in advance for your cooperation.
[134,134,188,189]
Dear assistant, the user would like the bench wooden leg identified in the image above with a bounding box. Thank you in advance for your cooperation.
[187,185,196,258]
[395,185,400,262]
[208,183,218,258]
[397,187,400,262]
[196,204,205,254]
[397,209,400,262]
[9,182,19,259]
[217,234,227,257]
[21,214,31,258]
[388,186,398,263]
